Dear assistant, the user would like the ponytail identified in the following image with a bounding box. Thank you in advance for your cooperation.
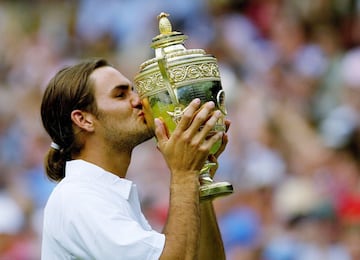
[44,148,66,182]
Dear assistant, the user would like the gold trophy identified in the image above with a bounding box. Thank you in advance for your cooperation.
[134,12,233,200]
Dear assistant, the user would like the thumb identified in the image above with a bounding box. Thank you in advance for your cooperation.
[154,118,169,147]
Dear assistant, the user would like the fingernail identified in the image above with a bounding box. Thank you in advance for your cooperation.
[193,98,201,104]
[154,118,161,126]
[208,101,215,108]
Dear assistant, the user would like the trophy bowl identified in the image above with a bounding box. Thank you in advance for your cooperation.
[134,13,233,200]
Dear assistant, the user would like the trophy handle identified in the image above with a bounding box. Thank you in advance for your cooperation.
[216,90,227,115]
[156,50,179,106]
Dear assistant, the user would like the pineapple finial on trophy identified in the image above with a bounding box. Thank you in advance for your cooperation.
[151,12,187,50]
[157,12,172,35]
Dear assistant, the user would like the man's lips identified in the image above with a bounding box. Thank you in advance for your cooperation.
[138,111,147,123]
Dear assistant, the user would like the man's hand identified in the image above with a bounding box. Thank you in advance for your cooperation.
[156,98,224,260]
[155,98,224,176]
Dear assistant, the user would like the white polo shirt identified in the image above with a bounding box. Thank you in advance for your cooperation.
[41,159,165,260]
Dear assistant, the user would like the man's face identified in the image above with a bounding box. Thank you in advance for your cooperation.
[90,66,154,151]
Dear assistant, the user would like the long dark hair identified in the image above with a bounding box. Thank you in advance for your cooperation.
[40,58,109,182]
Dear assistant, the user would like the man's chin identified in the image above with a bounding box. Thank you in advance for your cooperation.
[142,125,155,142]
[146,127,155,139]
[135,131,154,147]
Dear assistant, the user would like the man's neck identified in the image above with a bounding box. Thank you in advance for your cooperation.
[73,148,131,178]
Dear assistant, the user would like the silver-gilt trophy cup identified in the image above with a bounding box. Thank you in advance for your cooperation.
[134,12,233,200]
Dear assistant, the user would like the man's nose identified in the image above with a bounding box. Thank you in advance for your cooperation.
[131,91,142,108]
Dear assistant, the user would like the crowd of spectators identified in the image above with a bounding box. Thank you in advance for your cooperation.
[1,0,360,259]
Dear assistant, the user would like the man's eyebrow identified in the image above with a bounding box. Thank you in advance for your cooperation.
[113,84,130,90]
[109,84,132,95]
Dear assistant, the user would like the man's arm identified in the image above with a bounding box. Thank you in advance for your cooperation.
[199,200,226,260]
[160,171,200,260]
[155,99,223,259]
[198,122,230,259]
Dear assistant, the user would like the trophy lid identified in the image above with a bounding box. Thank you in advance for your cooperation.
[139,12,207,70]
[135,12,221,101]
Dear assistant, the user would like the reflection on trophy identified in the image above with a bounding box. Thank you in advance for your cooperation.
[134,12,233,200]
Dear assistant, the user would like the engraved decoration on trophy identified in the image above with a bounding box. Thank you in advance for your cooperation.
[134,12,233,200]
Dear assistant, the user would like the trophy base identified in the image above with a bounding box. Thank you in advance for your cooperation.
[200,181,233,201]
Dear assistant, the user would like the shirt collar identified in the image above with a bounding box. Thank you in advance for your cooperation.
[65,159,133,200]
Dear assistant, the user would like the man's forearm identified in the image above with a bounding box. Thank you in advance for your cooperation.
[199,200,226,260]
[160,172,201,260]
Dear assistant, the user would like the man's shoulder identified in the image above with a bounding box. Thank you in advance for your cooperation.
[46,175,131,213]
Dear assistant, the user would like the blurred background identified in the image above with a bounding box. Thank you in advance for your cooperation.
[1,0,360,259]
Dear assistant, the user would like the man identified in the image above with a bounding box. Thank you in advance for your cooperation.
[40,58,228,259]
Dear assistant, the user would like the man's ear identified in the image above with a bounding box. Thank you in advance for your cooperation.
[71,109,95,132]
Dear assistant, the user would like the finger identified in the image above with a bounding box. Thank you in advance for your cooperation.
[224,119,231,133]
[154,118,169,149]
[208,154,219,178]
[214,132,228,158]
[213,120,230,158]
[201,131,223,153]
[207,154,217,164]
[193,110,222,145]
[174,98,201,132]
[186,102,217,138]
